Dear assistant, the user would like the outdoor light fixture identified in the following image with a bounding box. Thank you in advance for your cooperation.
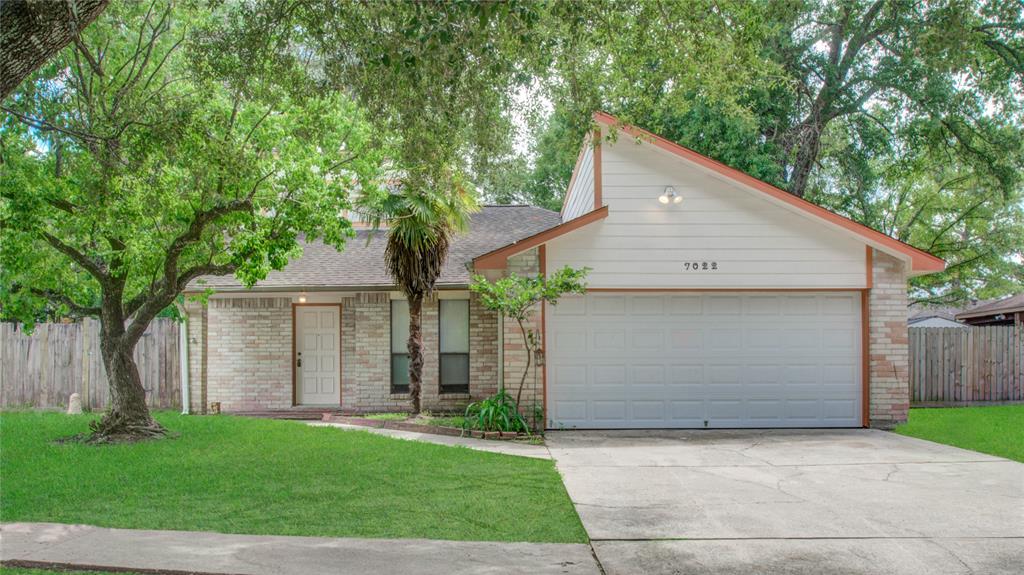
[659,186,682,205]
[298,293,307,303]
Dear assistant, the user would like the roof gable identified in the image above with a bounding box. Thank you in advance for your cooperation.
[593,112,944,276]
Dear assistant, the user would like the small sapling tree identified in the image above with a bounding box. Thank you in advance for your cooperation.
[470,266,589,408]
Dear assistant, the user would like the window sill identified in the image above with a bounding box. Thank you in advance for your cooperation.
[389,392,410,400]
[438,392,471,399]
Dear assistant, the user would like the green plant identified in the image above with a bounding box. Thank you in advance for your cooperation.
[464,390,530,434]
[359,171,478,414]
[470,266,589,406]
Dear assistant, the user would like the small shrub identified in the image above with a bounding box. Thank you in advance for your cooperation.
[463,390,529,433]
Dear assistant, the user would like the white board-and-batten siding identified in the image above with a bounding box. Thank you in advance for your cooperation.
[548,137,869,289]
[561,142,595,221]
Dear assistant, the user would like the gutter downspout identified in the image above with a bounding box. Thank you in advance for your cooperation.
[177,304,190,415]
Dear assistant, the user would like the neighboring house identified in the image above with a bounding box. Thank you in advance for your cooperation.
[908,316,966,328]
[908,306,967,328]
[183,112,945,430]
[956,294,1024,326]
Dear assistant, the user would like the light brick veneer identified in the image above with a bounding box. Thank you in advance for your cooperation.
[503,249,544,426]
[205,298,292,411]
[185,291,499,414]
[868,250,910,428]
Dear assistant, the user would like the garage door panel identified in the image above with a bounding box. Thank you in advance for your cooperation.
[591,295,626,315]
[745,296,782,315]
[707,296,742,315]
[631,401,666,422]
[592,401,628,421]
[667,295,703,315]
[631,329,665,351]
[632,296,665,315]
[547,292,861,429]
[593,329,626,351]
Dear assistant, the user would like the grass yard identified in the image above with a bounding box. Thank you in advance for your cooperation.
[0,564,141,568]
[895,405,1024,463]
[0,411,585,543]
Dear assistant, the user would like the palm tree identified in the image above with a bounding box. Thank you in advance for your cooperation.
[362,170,477,413]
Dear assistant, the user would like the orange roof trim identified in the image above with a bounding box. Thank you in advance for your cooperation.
[474,206,610,270]
[592,111,945,274]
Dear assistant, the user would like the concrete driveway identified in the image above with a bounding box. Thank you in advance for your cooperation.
[547,429,1024,575]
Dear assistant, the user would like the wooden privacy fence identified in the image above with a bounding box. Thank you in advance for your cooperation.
[0,318,181,410]
[909,325,1023,405]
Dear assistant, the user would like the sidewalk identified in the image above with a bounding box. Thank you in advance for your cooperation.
[308,421,553,459]
[1,522,600,575]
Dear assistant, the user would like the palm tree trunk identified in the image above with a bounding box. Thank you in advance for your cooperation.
[407,292,424,414]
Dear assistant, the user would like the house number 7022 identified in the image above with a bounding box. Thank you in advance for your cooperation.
[684,261,718,271]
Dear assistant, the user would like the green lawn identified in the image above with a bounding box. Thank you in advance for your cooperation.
[895,405,1024,462]
[0,412,585,543]
[0,564,142,568]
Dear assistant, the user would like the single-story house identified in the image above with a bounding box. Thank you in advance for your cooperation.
[955,294,1024,326]
[182,112,945,429]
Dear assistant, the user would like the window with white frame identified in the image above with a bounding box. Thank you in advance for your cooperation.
[439,299,470,394]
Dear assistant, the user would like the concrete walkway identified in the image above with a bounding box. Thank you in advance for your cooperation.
[548,429,1024,575]
[1,523,600,575]
[308,421,552,459]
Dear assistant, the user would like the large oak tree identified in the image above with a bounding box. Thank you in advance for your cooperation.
[1,0,110,99]
[0,1,383,441]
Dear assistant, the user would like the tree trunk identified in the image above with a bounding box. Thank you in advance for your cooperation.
[515,317,531,408]
[407,292,424,414]
[1,0,110,99]
[88,313,165,442]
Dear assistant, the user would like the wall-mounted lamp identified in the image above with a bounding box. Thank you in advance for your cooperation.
[659,186,682,205]
[298,293,307,303]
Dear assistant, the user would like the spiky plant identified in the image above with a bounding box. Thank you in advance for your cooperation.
[362,170,477,413]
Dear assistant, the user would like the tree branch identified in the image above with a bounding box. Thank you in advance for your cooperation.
[39,231,107,279]
[28,287,101,316]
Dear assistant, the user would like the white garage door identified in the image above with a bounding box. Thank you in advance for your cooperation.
[547,292,862,429]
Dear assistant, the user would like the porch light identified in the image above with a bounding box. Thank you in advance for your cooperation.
[659,186,682,204]
[298,293,307,303]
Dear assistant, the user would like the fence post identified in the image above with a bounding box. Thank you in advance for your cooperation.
[81,318,91,409]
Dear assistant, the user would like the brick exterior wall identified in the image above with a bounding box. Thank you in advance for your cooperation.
[185,291,499,414]
[868,250,910,429]
[503,249,544,427]
[206,298,293,411]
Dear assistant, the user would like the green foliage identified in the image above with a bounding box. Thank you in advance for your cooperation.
[357,169,479,414]
[464,390,530,434]
[360,170,479,299]
[471,266,589,408]
[0,1,384,325]
[470,266,590,323]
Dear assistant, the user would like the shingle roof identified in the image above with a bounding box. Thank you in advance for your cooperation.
[187,205,561,291]
[955,293,1024,320]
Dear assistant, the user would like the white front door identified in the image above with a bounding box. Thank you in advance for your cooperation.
[296,306,340,405]
[547,292,862,429]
